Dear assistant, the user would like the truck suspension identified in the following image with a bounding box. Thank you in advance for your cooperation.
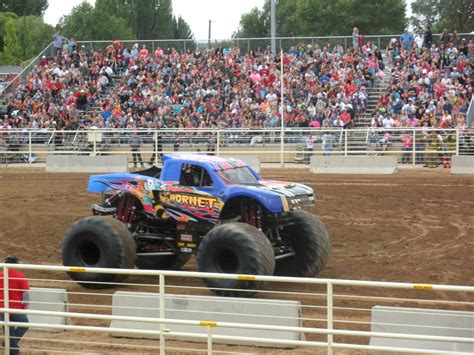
[241,200,261,229]
[117,193,137,225]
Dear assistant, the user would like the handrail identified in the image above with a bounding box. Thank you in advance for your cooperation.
[467,97,474,126]
[3,263,473,292]
[1,42,53,97]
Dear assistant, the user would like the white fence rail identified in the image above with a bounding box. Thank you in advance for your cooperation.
[1,127,473,167]
[1,263,473,354]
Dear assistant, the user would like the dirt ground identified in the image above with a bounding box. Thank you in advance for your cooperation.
[0,167,473,354]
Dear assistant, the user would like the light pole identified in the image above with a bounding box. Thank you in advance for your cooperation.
[208,20,216,49]
[271,0,276,54]
[280,47,284,167]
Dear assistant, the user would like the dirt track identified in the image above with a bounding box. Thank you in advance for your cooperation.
[0,167,473,353]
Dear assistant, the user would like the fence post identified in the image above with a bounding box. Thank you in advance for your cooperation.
[28,131,32,166]
[412,130,416,167]
[327,282,333,355]
[159,273,165,355]
[3,264,10,354]
[455,129,459,156]
[280,130,285,167]
[207,326,213,355]
[344,130,348,156]
[154,130,158,165]
[93,131,97,156]
[247,40,250,54]
[216,131,220,156]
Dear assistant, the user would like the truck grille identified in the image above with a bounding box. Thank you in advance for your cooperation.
[286,194,314,210]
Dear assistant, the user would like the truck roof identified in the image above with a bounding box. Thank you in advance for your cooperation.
[162,153,248,171]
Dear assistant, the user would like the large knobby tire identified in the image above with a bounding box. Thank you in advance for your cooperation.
[62,216,136,288]
[274,210,331,277]
[197,222,275,297]
[135,254,191,270]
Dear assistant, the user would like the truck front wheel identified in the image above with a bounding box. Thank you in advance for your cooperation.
[62,216,136,288]
[274,211,331,277]
[197,222,275,297]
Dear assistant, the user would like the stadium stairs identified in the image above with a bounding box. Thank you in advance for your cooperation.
[349,58,393,154]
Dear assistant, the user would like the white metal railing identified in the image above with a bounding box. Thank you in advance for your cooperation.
[76,32,474,53]
[1,263,473,354]
[0,127,472,167]
[468,97,474,126]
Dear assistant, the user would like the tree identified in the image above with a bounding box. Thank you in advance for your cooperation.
[0,18,21,65]
[410,0,474,33]
[95,0,194,40]
[0,11,18,52]
[174,16,193,40]
[233,7,270,38]
[234,0,407,39]
[0,0,48,17]
[95,0,132,20]
[57,2,135,41]
[14,16,55,62]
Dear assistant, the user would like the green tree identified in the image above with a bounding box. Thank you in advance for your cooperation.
[57,2,135,41]
[234,0,406,39]
[410,0,474,32]
[95,0,194,40]
[14,16,55,61]
[174,16,193,40]
[95,0,132,20]
[0,18,21,65]
[233,6,270,38]
[0,11,17,52]
[0,0,48,17]
[154,0,175,39]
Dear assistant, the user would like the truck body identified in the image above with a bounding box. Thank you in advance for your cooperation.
[62,153,330,296]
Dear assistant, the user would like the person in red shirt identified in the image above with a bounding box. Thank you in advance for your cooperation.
[340,108,352,129]
[0,255,30,355]
[401,131,414,164]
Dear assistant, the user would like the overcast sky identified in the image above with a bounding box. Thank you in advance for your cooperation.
[44,0,412,39]
[44,0,266,40]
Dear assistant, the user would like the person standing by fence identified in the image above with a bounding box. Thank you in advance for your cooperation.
[305,135,314,164]
[0,255,31,355]
[352,27,359,49]
[401,131,413,164]
[322,132,334,156]
[129,130,144,169]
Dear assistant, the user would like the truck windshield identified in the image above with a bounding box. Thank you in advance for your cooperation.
[218,167,258,184]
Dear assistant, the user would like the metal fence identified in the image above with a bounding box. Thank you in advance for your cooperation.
[1,263,473,354]
[75,32,474,54]
[468,97,474,126]
[0,127,473,167]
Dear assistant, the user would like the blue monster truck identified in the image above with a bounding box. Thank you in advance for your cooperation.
[62,154,331,296]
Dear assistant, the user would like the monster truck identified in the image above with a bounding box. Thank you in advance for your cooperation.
[62,154,330,296]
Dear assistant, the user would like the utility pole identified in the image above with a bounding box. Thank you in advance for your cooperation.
[270,0,276,54]
[208,20,212,49]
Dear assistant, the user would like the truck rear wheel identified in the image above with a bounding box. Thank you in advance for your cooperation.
[197,222,275,297]
[274,211,331,277]
[62,216,136,288]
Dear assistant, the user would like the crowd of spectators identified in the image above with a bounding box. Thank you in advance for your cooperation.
[1,32,388,133]
[0,29,472,138]
[370,27,472,131]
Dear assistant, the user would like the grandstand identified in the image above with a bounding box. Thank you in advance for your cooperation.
[0,33,472,164]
